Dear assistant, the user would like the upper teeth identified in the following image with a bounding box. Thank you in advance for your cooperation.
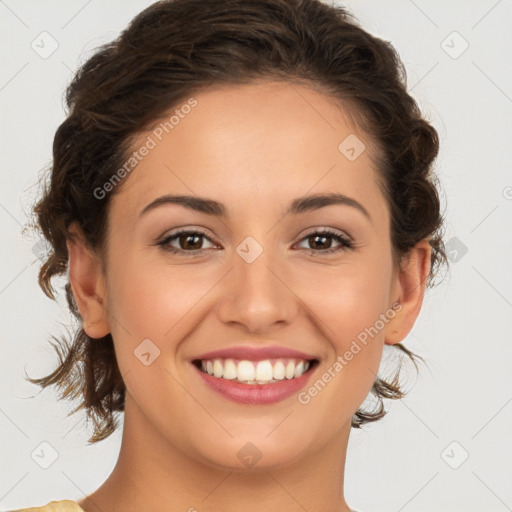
[200,358,311,384]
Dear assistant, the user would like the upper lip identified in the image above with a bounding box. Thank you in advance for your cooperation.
[192,345,318,362]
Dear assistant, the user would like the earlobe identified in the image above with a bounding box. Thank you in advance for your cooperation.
[384,239,432,346]
[66,222,110,339]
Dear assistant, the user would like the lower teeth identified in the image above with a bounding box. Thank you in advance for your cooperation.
[236,379,278,385]
[201,371,285,384]
[211,375,280,384]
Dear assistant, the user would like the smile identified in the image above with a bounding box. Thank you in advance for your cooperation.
[195,357,315,384]
[192,356,319,405]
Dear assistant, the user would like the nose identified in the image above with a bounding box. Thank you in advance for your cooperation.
[216,243,299,334]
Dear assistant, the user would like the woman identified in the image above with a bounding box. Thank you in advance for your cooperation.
[14,0,447,510]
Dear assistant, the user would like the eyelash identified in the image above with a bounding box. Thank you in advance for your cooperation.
[156,228,355,256]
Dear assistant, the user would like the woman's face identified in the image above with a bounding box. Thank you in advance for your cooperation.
[80,81,421,470]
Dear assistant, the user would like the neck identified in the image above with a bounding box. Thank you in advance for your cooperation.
[77,394,352,512]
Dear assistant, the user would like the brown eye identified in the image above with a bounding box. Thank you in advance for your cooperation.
[178,233,203,250]
[307,234,332,250]
[157,229,216,254]
[296,229,354,254]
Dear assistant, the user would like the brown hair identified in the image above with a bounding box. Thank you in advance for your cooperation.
[26,0,448,443]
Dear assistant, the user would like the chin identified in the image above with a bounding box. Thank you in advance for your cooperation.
[190,433,313,473]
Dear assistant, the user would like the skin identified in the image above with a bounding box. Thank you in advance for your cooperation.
[68,81,431,512]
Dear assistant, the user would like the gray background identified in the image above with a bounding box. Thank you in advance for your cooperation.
[1,1,511,511]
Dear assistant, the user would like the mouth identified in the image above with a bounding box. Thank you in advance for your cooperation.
[190,345,320,404]
[191,354,319,405]
[192,357,319,385]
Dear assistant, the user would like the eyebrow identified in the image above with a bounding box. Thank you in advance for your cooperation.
[139,192,371,222]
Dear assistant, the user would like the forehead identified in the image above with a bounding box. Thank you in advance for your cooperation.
[110,81,387,226]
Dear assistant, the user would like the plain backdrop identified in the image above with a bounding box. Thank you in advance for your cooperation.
[1,1,511,511]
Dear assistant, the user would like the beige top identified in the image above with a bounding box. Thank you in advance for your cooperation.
[7,499,362,512]
[6,501,84,512]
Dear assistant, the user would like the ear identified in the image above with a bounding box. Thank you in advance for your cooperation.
[66,222,110,339]
[384,239,432,346]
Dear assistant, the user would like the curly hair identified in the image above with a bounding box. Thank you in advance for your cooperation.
[26,0,448,443]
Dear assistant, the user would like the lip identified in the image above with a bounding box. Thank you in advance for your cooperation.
[191,347,319,405]
[191,345,319,405]
[192,345,318,362]
[194,366,317,404]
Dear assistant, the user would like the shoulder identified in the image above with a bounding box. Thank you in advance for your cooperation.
[4,500,84,512]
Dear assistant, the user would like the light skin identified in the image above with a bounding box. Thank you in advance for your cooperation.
[68,81,431,512]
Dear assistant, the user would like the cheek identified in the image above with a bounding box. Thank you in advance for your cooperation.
[300,259,392,341]
[297,258,393,398]
[103,251,206,408]
[296,277,391,430]
[104,249,222,355]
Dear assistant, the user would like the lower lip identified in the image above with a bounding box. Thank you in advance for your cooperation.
[193,363,317,405]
